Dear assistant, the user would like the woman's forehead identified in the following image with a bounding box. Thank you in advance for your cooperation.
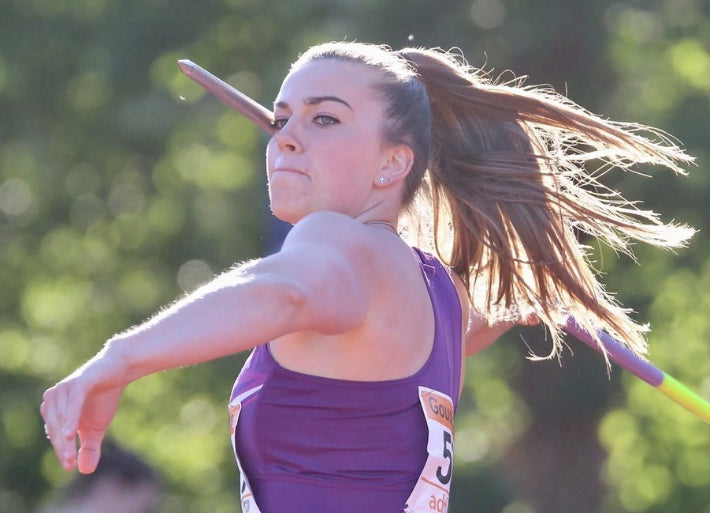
[276,59,378,105]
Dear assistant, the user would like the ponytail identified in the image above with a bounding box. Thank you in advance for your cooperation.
[398,47,694,358]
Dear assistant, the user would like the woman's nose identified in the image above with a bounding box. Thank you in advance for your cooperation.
[275,121,301,153]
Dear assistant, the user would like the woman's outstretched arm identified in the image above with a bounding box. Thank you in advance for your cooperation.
[40,211,371,474]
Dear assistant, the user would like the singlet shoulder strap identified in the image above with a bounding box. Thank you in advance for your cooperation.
[411,247,463,410]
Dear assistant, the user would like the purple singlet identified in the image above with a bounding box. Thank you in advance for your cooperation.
[228,249,462,513]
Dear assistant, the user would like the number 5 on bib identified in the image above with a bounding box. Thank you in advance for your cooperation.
[404,387,455,513]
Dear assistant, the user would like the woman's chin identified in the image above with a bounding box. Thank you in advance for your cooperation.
[269,203,303,226]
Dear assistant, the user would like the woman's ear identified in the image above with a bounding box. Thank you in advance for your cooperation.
[375,145,415,187]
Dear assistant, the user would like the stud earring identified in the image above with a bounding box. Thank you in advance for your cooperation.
[379,176,386,185]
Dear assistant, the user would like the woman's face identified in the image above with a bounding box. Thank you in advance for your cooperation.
[266,59,393,224]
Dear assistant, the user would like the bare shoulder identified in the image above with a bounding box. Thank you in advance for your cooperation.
[285,211,372,248]
[282,210,422,299]
[282,211,394,267]
[276,210,397,290]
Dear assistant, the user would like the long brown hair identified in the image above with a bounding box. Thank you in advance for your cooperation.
[293,42,695,358]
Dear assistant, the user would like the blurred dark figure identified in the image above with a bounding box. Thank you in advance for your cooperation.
[40,439,162,513]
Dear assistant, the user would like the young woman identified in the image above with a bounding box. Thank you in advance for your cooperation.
[41,42,694,513]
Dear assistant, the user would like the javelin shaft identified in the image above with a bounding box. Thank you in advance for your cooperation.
[178,59,274,134]
[564,317,710,423]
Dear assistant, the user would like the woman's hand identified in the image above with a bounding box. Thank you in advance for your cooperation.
[40,351,127,474]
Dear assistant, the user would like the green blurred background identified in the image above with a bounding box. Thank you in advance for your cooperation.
[1,0,709,512]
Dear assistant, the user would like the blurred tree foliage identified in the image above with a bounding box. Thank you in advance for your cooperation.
[1,0,708,512]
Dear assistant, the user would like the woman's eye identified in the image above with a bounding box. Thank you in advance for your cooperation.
[271,118,288,130]
[314,115,339,126]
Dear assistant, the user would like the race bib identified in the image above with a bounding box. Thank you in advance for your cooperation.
[404,386,455,513]
[228,385,263,513]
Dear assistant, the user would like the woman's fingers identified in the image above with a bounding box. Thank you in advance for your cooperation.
[41,366,125,473]
[40,383,81,471]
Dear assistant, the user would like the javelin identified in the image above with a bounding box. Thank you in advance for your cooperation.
[177,59,275,134]
[565,317,710,423]
[178,58,710,424]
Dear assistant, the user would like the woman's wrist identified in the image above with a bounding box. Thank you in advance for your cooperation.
[96,334,140,388]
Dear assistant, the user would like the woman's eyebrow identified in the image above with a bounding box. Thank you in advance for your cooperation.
[274,96,353,110]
